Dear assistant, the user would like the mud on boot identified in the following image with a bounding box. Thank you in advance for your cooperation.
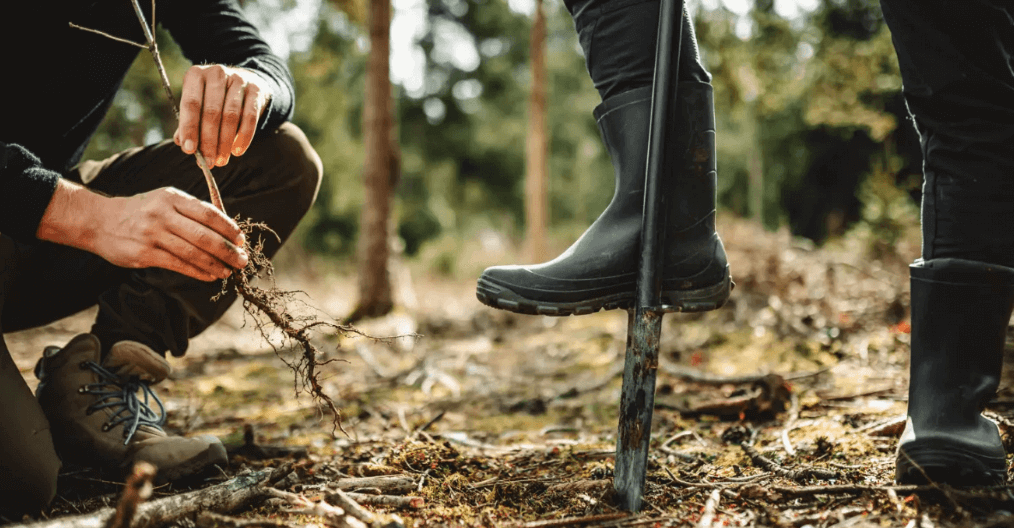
[35,334,227,482]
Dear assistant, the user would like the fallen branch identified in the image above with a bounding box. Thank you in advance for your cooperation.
[332,476,416,495]
[511,513,631,528]
[196,512,288,528]
[14,467,284,528]
[342,493,424,510]
[325,489,407,528]
[266,488,366,528]
[740,444,836,482]
[697,489,721,528]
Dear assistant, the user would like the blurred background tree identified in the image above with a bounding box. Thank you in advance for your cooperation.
[83,0,922,306]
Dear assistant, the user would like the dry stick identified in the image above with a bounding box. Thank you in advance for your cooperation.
[342,493,424,510]
[512,513,631,528]
[126,0,224,211]
[741,443,836,482]
[105,462,156,528]
[195,512,289,528]
[332,476,416,494]
[13,467,282,528]
[266,488,366,528]
[697,489,721,528]
[325,489,408,528]
[780,393,800,456]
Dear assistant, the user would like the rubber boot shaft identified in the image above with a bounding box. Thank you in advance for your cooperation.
[896,258,1014,486]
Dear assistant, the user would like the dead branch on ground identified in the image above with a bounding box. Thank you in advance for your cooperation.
[14,466,288,528]
[740,444,836,482]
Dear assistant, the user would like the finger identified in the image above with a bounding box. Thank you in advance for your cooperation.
[217,75,246,166]
[159,225,239,278]
[179,67,206,155]
[173,127,181,146]
[200,67,229,166]
[148,247,221,282]
[231,85,263,157]
[168,192,248,266]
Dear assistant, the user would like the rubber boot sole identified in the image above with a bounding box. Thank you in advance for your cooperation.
[896,439,1007,486]
[476,272,733,316]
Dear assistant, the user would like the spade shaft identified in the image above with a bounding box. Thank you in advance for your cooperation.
[613,0,684,512]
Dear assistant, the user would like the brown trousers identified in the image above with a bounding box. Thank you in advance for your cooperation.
[0,122,322,514]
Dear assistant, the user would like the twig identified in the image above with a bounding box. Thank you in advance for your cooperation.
[781,393,800,456]
[544,480,611,494]
[106,462,156,528]
[856,415,907,437]
[332,476,416,494]
[697,489,721,528]
[324,489,375,526]
[266,488,366,528]
[510,513,630,528]
[342,494,424,510]
[196,512,288,528]
[68,23,145,48]
[415,410,446,434]
[741,444,836,481]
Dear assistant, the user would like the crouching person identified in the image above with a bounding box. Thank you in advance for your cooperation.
[0,0,322,515]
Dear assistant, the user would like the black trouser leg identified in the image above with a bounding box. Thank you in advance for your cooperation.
[1,123,322,357]
[564,0,710,99]
[0,237,61,516]
[880,0,1014,267]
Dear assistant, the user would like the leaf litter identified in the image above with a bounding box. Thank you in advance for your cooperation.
[6,217,1014,527]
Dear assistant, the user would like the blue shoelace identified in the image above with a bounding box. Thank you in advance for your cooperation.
[79,361,167,445]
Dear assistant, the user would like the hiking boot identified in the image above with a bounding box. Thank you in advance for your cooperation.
[895,258,1014,486]
[35,334,227,482]
[476,82,731,316]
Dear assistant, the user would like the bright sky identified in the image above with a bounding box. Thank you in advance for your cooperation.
[247,0,822,97]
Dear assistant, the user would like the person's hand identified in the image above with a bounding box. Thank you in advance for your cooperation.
[93,187,249,281]
[173,64,271,168]
[38,181,248,282]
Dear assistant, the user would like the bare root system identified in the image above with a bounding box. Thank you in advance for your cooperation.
[216,220,359,436]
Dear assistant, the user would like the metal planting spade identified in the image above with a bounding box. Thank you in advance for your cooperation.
[613,0,685,512]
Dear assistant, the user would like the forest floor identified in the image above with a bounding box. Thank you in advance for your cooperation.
[5,217,1014,528]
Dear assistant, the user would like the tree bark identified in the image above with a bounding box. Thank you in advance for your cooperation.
[524,0,549,263]
[350,0,396,322]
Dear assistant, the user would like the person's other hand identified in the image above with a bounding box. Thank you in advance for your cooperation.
[174,65,271,168]
[91,187,248,282]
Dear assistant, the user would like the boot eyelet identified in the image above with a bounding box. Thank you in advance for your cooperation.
[79,361,89,370]
[78,387,87,394]
[102,424,112,432]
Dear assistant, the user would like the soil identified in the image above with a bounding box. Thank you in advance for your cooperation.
[4,217,1014,528]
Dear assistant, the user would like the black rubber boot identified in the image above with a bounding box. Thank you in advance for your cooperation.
[476,82,731,316]
[895,258,1014,486]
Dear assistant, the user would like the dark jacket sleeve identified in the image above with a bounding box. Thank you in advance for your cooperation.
[0,143,61,242]
[161,0,295,131]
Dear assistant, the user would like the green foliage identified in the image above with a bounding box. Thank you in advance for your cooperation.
[80,0,916,266]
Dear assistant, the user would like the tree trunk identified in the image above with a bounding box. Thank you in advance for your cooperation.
[524,0,549,264]
[349,0,395,322]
